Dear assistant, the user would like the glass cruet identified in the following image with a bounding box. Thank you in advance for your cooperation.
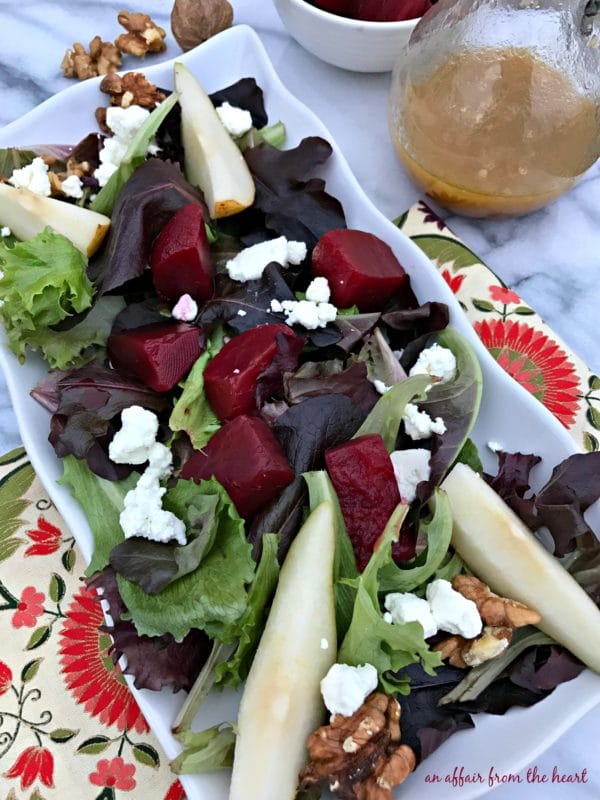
[388,0,600,217]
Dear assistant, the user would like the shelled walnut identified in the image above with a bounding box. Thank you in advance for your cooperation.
[99,72,166,109]
[61,36,122,80]
[115,11,167,57]
[434,626,513,669]
[299,693,416,800]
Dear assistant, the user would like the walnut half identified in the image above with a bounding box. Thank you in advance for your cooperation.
[299,693,416,800]
[61,36,122,80]
[115,11,167,57]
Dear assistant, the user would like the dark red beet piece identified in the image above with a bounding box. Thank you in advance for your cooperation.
[204,324,303,422]
[325,434,401,571]
[181,415,295,519]
[312,229,409,312]
[108,322,203,393]
[311,0,352,14]
[150,204,214,302]
[350,0,431,21]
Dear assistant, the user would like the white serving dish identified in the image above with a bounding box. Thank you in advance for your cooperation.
[272,0,417,73]
[0,24,598,800]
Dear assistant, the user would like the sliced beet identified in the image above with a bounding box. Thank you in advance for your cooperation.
[312,229,409,312]
[325,433,401,571]
[107,322,203,393]
[181,415,295,519]
[150,204,214,302]
[349,0,431,21]
[204,324,303,422]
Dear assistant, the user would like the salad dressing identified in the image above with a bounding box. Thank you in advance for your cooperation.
[391,49,600,217]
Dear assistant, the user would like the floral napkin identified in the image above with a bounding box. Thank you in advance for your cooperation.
[1,201,599,800]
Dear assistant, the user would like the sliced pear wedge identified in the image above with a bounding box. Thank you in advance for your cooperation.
[0,183,110,256]
[441,463,600,673]
[174,62,255,219]
[229,501,337,800]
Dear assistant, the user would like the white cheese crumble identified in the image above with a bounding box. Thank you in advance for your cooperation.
[237,309,247,317]
[9,157,51,196]
[409,344,457,384]
[280,298,338,330]
[0,226,11,237]
[426,579,483,639]
[94,104,151,187]
[109,406,186,546]
[320,663,378,718]
[373,379,390,395]
[384,592,438,638]
[216,102,253,137]
[320,638,329,650]
[488,441,502,453]
[305,276,331,304]
[389,449,431,503]
[109,405,159,465]
[226,236,307,282]
[61,174,84,199]
[402,403,446,441]
[172,293,198,322]
[147,140,161,156]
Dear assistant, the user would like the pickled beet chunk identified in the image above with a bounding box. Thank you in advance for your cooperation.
[150,204,214,302]
[312,229,409,312]
[325,434,401,571]
[181,415,295,519]
[108,322,203,393]
[204,324,303,422]
[350,0,431,21]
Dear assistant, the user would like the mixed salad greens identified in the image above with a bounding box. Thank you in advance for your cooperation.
[1,62,600,800]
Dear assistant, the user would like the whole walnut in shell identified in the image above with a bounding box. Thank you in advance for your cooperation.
[171,0,233,51]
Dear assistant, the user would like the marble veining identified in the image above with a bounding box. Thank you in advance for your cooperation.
[0,2,599,793]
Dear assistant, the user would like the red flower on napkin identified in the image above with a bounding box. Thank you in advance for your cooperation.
[12,586,45,628]
[475,319,581,427]
[441,269,465,295]
[59,587,149,733]
[25,516,62,556]
[489,284,521,305]
[0,660,12,695]
[4,746,54,790]
[89,756,136,791]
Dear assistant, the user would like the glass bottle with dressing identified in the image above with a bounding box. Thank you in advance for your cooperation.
[389,0,600,217]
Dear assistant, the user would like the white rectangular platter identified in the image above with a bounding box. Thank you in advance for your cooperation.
[0,24,599,800]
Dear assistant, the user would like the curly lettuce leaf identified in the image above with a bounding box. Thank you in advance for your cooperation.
[378,490,453,593]
[90,92,179,216]
[338,504,442,693]
[117,478,255,642]
[59,455,136,576]
[171,723,236,774]
[0,228,95,366]
[169,327,225,449]
[215,533,280,688]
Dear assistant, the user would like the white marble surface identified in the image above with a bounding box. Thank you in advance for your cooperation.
[0,0,598,796]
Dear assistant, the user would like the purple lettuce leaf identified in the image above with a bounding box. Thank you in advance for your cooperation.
[88,568,210,692]
[485,451,541,525]
[284,360,378,415]
[509,646,584,692]
[209,78,268,128]
[382,301,449,351]
[33,363,169,481]
[255,332,305,409]
[110,298,166,333]
[90,159,205,293]
[243,137,346,250]
[334,313,381,353]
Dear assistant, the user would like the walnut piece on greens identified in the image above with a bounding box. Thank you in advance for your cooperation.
[299,692,416,800]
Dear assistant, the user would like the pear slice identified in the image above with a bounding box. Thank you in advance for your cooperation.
[174,62,255,219]
[441,463,600,673]
[0,183,110,256]
[229,501,337,800]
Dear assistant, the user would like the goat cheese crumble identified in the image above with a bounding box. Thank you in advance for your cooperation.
[172,293,199,322]
[109,406,186,546]
[280,297,337,330]
[94,105,151,187]
[426,579,482,639]
[384,592,438,639]
[373,379,390,395]
[226,236,307,282]
[320,663,378,718]
[0,227,11,237]
[409,344,457,384]
[305,276,331,304]
[389,448,431,503]
[216,102,253,137]
[402,402,446,441]
[9,157,51,196]
[61,174,84,199]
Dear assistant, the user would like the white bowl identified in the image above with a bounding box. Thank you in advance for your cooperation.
[272,0,419,72]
